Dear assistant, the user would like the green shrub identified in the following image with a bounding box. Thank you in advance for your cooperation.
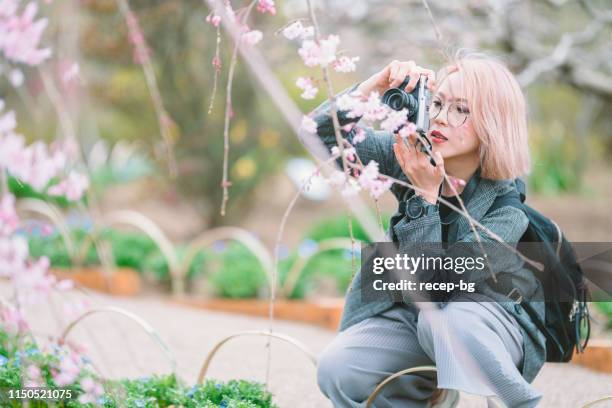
[207,243,267,299]
[594,302,612,330]
[0,327,278,407]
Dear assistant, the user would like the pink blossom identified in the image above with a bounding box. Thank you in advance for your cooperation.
[0,109,17,133]
[9,68,24,87]
[212,55,221,71]
[358,161,393,199]
[327,170,346,186]
[256,0,276,15]
[242,30,262,45]
[25,364,44,388]
[78,376,104,404]
[347,92,389,122]
[380,109,409,133]
[330,145,358,162]
[301,115,317,134]
[295,77,318,99]
[56,279,74,291]
[0,194,19,235]
[62,62,80,84]
[333,56,359,73]
[47,171,89,201]
[298,35,339,67]
[352,127,366,144]
[0,2,52,66]
[398,122,417,139]
[205,12,221,27]
[0,236,29,278]
[340,179,361,197]
[282,21,313,40]
[0,305,29,333]
[53,353,81,386]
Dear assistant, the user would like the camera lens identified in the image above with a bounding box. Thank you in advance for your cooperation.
[383,90,409,110]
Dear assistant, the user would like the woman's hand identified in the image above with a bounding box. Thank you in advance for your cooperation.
[393,133,445,205]
[356,60,436,99]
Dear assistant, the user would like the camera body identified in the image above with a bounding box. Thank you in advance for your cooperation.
[381,75,435,165]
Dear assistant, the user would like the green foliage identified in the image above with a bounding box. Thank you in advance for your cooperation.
[527,84,592,194]
[208,243,267,299]
[8,175,71,208]
[304,212,389,244]
[594,302,612,330]
[0,328,277,407]
[27,228,207,281]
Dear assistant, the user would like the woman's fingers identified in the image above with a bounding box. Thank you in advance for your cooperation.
[388,60,402,88]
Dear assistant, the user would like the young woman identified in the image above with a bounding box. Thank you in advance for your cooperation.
[308,52,546,407]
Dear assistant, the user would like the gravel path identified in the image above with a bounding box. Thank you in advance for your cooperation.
[5,284,611,408]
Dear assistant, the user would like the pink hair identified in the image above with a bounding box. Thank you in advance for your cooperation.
[438,51,531,180]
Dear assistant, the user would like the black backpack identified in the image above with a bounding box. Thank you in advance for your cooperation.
[488,179,590,362]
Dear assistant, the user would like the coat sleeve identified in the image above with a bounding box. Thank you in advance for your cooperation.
[392,204,530,287]
[302,84,405,182]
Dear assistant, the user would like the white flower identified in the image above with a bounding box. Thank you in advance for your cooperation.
[295,77,318,99]
[380,109,409,133]
[298,35,339,68]
[282,21,313,40]
[301,115,317,134]
[333,56,359,73]
[243,30,262,45]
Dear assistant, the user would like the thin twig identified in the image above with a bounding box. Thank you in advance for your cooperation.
[207,25,222,115]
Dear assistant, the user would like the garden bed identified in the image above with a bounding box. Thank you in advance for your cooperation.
[571,340,612,374]
[51,267,141,296]
[174,297,344,331]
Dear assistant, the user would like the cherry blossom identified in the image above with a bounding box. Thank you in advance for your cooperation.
[48,170,89,201]
[380,109,409,133]
[298,35,340,68]
[25,364,44,388]
[295,77,318,99]
[398,122,417,139]
[0,305,28,333]
[0,194,18,235]
[53,352,81,386]
[301,115,317,134]
[205,12,221,27]
[62,62,80,84]
[242,30,262,45]
[282,21,313,40]
[333,56,359,73]
[256,0,276,15]
[78,376,104,404]
[357,161,393,199]
[0,1,52,66]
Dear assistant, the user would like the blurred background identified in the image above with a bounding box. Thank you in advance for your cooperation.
[2,0,612,406]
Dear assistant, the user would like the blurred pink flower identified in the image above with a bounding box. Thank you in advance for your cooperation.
[380,109,409,133]
[205,12,221,27]
[48,171,89,201]
[282,21,313,40]
[398,122,417,139]
[333,56,359,73]
[62,62,80,84]
[242,30,262,45]
[25,364,44,388]
[0,194,19,235]
[0,2,52,66]
[0,305,29,333]
[301,115,317,134]
[53,353,81,386]
[298,35,339,67]
[358,161,393,199]
[256,0,276,15]
[78,377,104,404]
[295,77,318,99]
[0,236,28,278]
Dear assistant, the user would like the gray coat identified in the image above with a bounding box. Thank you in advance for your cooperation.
[306,85,546,383]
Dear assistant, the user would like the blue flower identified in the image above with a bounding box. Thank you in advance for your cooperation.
[186,385,197,398]
[297,239,319,258]
[134,399,146,408]
[0,355,8,366]
[215,382,222,390]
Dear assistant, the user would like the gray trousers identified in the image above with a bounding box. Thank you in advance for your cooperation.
[317,299,542,408]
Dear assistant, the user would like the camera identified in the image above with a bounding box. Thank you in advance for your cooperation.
[381,75,435,166]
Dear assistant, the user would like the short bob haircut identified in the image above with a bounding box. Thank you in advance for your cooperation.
[437,50,530,180]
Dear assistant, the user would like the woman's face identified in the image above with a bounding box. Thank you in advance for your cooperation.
[427,72,480,161]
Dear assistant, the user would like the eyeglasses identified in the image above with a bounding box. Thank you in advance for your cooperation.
[429,97,470,128]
